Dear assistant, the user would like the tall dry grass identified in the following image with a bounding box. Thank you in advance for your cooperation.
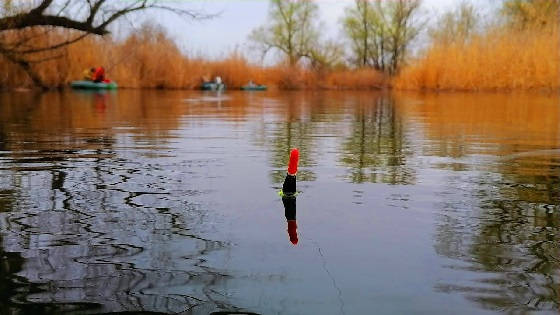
[0,26,385,90]
[394,25,559,91]
[0,28,78,87]
[324,68,386,90]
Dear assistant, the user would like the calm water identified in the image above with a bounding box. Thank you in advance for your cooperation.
[0,90,558,315]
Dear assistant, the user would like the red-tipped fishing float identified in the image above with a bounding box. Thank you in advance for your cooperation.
[282,148,299,196]
[287,148,299,176]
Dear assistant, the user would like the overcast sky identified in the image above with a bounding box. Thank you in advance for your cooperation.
[128,0,499,60]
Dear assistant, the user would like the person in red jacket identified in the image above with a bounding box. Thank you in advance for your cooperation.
[92,67,105,83]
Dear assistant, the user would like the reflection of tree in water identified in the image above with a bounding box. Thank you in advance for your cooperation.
[0,151,244,314]
[0,188,14,215]
[0,129,5,152]
[0,92,253,314]
[340,95,415,184]
[262,93,317,184]
[434,155,559,312]
[0,193,26,315]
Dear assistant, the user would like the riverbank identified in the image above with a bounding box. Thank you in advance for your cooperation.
[0,27,385,91]
[1,25,558,92]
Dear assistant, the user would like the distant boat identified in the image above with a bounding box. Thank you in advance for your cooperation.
[241,84,267,91]
[201,82,225,91]
[71,80,118,90]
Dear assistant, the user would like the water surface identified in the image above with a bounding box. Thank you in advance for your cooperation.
[0,90,558,314]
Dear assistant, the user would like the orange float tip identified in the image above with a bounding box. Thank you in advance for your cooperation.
[287,148,299,175]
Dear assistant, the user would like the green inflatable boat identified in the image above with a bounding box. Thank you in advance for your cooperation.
[71,80,118,90]
[241,84,267,91]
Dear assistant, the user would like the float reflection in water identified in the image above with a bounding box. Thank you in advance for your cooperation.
[283,197,298,245]
[281,148,299,245]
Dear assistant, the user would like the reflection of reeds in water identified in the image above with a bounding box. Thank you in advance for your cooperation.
[0,91,186,140]
[406,92,560,312]
[394,27,559,91]
[395,92,560,161]
[432,166,559,312]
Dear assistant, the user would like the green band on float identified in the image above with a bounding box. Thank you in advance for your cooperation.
[278,190,298,198]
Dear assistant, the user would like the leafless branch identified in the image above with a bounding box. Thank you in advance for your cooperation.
[0,0,214,87]
[17,33,89,54]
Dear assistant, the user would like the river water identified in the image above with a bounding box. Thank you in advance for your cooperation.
[0,90,558,314]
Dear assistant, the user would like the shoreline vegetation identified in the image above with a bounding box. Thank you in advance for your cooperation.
[0,0,558,92]
[395,25,559,91]
[0,27,388,91]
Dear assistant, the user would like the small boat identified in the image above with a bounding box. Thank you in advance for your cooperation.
[201,82,225,91]
[71,80,118,90]
[241,84,267,91]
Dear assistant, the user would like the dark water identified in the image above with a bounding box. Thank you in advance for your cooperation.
[0,90,558,315]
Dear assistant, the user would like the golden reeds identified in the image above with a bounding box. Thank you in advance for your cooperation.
[324,68,386,90]
[3,15,556,92]
[0,27,387,90]
[394,26,559,91]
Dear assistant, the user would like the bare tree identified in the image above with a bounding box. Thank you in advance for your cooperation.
[249,0,320,66]
[306,40,345,70]
[342,0,422,74]
[429,2,479,44]
[343,0,375,68]
[385,0,423,75]
[501,0,559,29]
[0,0,211,87]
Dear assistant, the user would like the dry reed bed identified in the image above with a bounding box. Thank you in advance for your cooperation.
[0,28,385,90]
[2,25,558,91]
[394,27,559,91]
